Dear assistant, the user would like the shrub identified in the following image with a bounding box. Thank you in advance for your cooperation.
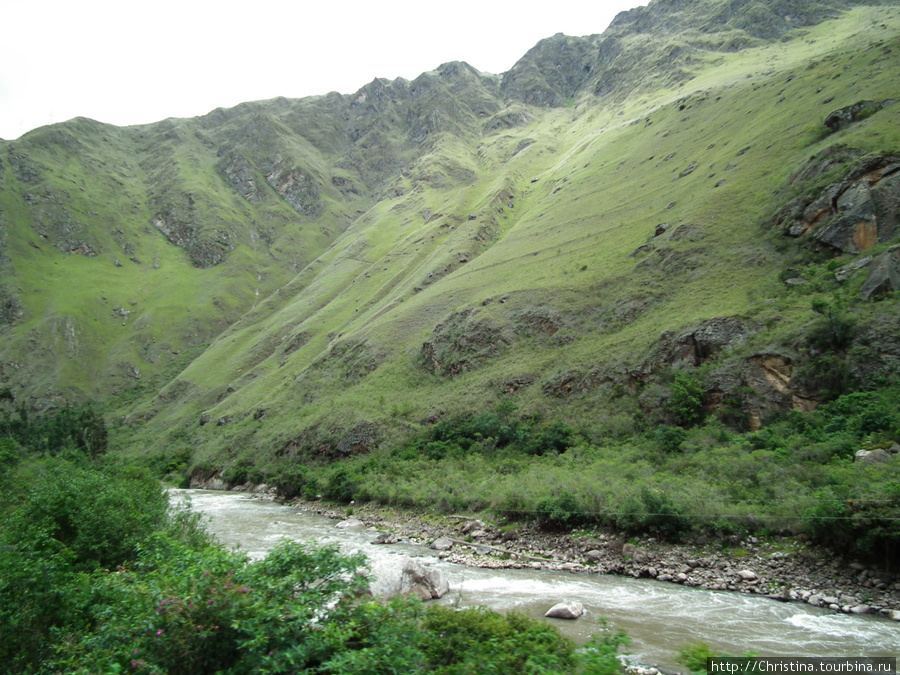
[668,370,706,427]
[536,491,586,530]
[654,425,688,453]
[617,488,692,541]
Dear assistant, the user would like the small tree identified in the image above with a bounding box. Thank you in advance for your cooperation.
[668,370,705,427]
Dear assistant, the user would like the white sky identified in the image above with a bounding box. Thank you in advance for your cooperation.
[0,0,644,141]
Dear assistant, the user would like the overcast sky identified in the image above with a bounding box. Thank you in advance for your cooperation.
[1,0,644,141]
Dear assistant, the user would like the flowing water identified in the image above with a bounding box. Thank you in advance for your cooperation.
[172,489,899,669]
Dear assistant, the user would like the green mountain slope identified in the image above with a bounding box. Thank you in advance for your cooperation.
[1,0,899,508]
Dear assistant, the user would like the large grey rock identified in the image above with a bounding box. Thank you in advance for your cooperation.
[371,531,399,545]
[860,246,900,300]
[737,569,758,581]
[431,537,454,551]
[370,556,449,600]
[855,448,891,464]
[834,256,873,282]
[401,558,450,600]
[544,601,584,619]
[824,101,893,133]
[585,549,604,564]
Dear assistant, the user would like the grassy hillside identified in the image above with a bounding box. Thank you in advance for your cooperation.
[1,0,899,554]
[108,4,900,467]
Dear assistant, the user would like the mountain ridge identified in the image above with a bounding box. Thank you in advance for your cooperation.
[0,0,898,489]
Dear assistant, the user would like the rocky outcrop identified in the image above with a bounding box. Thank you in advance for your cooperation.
[421,310,512,377]
[860,246,900,300]
[854,448,892,464]
[824,100,895,133]
[151,195,234,268]
[647,317,753,371]
[771,149,900,254]
[189,468,228,490]
[742,353,821,428]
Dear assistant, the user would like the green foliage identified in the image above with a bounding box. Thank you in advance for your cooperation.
[536,491,586,530]
[676,641,716,674]
[654,424,688,453]
[403,406,573,462]
[617,488,692,541]
[49,538,378,674]
[667,370,706,428]
[0,459,211,672]
[325,466,359,503]
[419,606,577,673]
[0,404,108,458]
[807,302,856,352]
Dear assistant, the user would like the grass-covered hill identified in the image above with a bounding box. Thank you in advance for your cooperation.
[2,0,899,552]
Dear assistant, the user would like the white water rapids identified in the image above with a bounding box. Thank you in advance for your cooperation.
[172,489,899,669]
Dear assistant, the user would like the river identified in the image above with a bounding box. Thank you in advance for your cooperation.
[172,489,899,669]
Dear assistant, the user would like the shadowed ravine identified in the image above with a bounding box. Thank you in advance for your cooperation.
[174,490,900,669]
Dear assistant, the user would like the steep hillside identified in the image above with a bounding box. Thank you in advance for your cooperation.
[1,0,899,514]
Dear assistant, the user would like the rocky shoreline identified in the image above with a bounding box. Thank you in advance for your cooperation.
[285,496,900,622]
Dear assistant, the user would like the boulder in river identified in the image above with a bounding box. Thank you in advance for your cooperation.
[335,518,364,529]
[544,601,584,620]
[371,531,399,545]
[370,555,449,600]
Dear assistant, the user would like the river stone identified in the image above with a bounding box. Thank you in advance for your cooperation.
[585,549,604,563]
[737,569,758,581]
[460,519,484,534]
[431,537,453,551]
[544,601,584,620]
[808,594,823,606]
[371,531,398,545]
[401,558,449,600]
[821,595,840,606]
[335,518,364,529]
[887,610,900,621]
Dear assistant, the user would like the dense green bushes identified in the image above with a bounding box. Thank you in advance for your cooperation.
[0,455,629,674]
[278,385,900,563]
[0,404,630,673]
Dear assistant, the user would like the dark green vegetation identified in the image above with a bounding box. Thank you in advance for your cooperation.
[1,0,900,575]
[0,419,628,674]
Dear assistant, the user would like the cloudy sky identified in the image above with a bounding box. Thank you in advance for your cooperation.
[1,0,644,140]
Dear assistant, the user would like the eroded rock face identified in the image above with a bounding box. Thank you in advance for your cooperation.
[742,354,820,429]
[648,317,753,370]
[824,100,895,133]
[770,149,900,254]
[860,246,900,300]
[421,310,511,377]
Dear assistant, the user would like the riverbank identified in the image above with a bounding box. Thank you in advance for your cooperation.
[284,496,900,622]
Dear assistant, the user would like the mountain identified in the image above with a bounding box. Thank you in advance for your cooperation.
[1,0,898,490]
